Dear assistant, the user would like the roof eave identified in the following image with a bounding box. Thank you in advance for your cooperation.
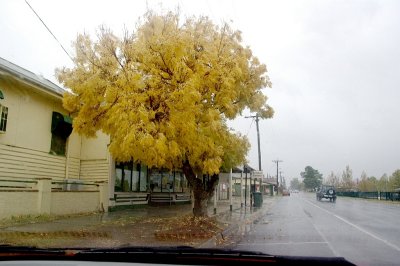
[0,57,65,100]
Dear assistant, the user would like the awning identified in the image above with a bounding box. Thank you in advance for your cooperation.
[51,112,72,138]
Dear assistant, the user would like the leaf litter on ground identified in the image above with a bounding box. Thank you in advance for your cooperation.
[154,214,225,240]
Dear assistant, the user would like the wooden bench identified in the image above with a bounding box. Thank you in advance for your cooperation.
[175,193,191,202]
[150,193,173,203]
[114,193,149,205]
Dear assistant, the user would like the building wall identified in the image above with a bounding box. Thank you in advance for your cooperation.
[80,132,109,160]
[51,191,100,215]
[0,78,69,180]
[0,78,60,151]
[80,132,110,181]
[0,65,112,219]
[65,129,82,180]
[0,75,110,182]
[0,188,105,219]
[80,159,109,181]
[0,191,38,218]
[0,144,66,180]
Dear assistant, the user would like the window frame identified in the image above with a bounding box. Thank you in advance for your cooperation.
[0,103,8,133]
[115,162,148,193]
[50,112,72,156]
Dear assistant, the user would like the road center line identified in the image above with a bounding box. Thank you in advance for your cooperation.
[237,241,328,246]
[303,198,400,252]
[297,200,340,257]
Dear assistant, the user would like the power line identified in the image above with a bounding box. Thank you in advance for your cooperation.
[245,117,255,137]
[25,0,73,62]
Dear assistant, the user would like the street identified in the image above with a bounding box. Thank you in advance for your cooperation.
[235,193,400,265]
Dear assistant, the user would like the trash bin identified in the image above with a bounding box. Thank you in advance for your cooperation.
[253,192,263,207]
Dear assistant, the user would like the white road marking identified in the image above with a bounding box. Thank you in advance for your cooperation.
[237,241,328,246]
[303,198,400,252]
[297,200,340,257]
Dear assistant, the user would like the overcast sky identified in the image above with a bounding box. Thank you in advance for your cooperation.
[1,0,399,182]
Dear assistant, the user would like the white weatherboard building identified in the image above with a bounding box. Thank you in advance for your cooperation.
[0,57,191,219]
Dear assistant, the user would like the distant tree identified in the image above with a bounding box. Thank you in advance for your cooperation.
[368,176,378,191]
[57,11,273,217]
[378,173,389,192]
[290,178,302,190]
[341,165,354,190]
[301,166,323,190]
[389,169,400,191]
[358,171,369,191]
[326,171,340,187]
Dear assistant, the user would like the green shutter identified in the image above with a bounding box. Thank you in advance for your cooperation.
[51,112,73,137]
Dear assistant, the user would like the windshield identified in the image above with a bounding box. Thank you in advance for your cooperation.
[1,1,400,265]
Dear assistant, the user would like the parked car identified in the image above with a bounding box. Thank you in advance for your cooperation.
[282,190,290,196]
[316,185,336,202]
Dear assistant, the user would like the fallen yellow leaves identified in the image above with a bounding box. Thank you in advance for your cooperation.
[154,215,225,241]
[0,231,110,239]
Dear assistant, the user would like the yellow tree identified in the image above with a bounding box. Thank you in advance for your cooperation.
[57,11,273,216]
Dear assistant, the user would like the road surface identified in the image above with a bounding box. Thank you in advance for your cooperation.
[235,193,400,265]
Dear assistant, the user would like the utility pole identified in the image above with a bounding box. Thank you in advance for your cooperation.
[245,113,262,171]
[244,165,248,207]
[272,159,283,195]
[229,168,233,211]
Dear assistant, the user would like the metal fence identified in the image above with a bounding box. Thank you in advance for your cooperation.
[336,191,400,201]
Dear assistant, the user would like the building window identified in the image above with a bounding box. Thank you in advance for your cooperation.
[0,104,8,133]
[114,163,189,193]
[149,169,162,192]
[50,134,67,155]
[139,165,147,192]
[50,112,72,155]
[115,162,148,192]
[149,169,188,193]
[175,171,189,193]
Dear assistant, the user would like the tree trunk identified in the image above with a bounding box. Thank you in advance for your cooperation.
[193,189,208,217]
[182,160,219,217]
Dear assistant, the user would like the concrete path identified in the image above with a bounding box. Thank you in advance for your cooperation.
[0,195,274,248]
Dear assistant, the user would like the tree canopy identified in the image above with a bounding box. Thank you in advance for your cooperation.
[389,169,400,190]
[57,11,273,176]
[326,171,340,187]
[301,166,323,190]
[57,11,274,216]
[341,165,354,189]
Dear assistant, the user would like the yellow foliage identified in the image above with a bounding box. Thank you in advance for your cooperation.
[57,11,273,174]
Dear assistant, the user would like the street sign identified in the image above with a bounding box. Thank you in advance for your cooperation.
[252,171,263,179]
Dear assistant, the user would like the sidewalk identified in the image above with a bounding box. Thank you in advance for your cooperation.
[201,196,276,248]
[0,195,276,248]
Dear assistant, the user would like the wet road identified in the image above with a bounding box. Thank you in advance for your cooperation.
[235,193,400,265]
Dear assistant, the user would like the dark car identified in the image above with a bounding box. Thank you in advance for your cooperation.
[316,185,336,202]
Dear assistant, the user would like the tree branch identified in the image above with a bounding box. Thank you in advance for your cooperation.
[92,94,120,126]
[206,173,219,194]
[182,160,202,188]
